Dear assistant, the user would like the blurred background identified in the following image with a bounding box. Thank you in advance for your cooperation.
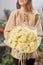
[0,0,43,65]
[0,0,43,20]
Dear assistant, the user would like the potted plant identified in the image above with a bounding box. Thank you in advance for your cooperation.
[2,47,15,65]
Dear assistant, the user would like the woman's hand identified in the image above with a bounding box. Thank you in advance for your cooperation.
[37,32,43,37]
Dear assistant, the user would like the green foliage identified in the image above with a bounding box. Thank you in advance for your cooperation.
[39,22,43,52]
[0,20,6,26]
[39,62,43,65]
[2,47,15,65]
[39,38,43,52]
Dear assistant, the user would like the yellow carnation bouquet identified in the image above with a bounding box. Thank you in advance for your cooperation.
[4,24,41,53]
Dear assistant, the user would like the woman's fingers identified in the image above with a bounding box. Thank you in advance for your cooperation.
[37,32,43,37]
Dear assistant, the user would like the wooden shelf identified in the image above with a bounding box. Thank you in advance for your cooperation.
[0,43,6,47]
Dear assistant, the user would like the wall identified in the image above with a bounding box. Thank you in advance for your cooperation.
[0,0,17,10]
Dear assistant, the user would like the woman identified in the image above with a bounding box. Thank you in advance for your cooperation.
[4,0,42,65]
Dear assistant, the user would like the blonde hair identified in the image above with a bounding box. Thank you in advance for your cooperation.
[16,0,33,11]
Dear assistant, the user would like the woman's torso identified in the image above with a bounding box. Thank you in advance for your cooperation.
[15,9,36,27]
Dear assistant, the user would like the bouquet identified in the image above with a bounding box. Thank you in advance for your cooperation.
[4,24,41,53]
